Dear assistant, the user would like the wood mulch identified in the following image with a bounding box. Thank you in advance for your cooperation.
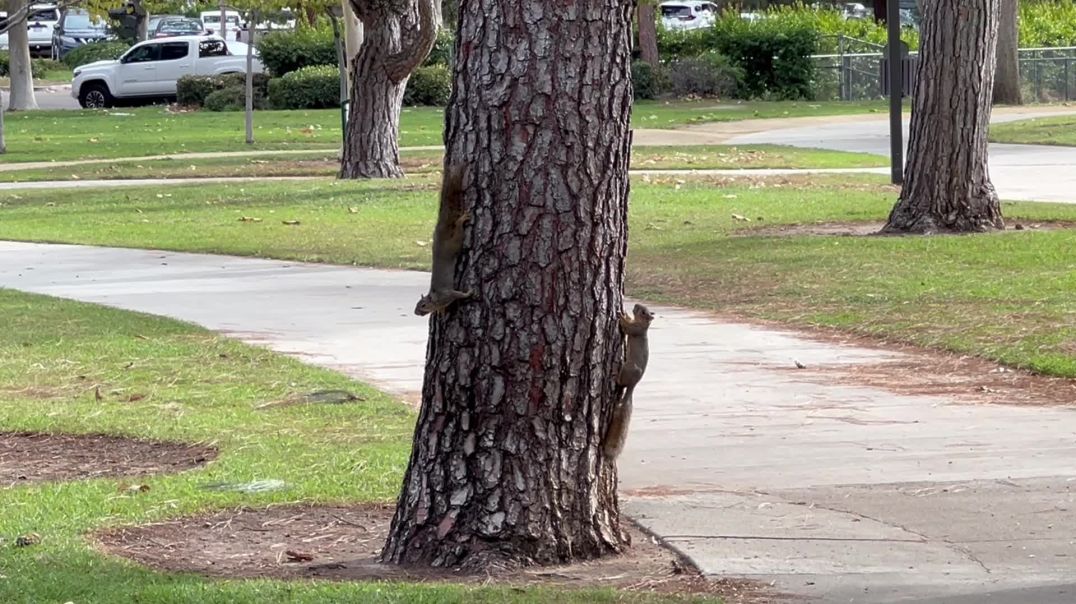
[0,432,215,487]
[95,503,786,603]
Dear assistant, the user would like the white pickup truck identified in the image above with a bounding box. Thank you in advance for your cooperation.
[71,35,264,108]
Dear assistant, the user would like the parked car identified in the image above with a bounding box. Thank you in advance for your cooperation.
[200,10,241,40]
[0,4,59,56]
[71,36,264,108]
[659,2,719,31]
[841,2,869,20]
[51,7,112,60]
[151,17,206,39]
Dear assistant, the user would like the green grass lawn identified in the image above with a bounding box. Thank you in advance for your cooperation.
[1,175,1074,378]
[0,100,889,164]
[990,114,1076,146]
[0,290,716,603]
[0,144,885,182]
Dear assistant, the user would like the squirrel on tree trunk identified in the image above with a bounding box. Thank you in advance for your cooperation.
[414,164,474,316]
[602,303,654,462]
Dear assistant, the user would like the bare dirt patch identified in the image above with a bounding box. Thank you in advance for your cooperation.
[0,432,216,486]
[740,220,1076,238]
[96,503,781,603]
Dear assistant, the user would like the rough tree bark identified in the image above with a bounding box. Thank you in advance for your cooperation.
[993,0,1021,105]
[6,0,38,111]
[381,0,636,569]
[882,0,1003,234]
[637,3,659,68]
[340,0,439,179]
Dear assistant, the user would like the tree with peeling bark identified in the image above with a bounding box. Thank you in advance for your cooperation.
[637,1,659,67]
[339,0,439,179]
[993,0,1021,105]
[882,0,1004,234]
[6,0,38,111]
[381,0,636,568]
[0,0,40,150]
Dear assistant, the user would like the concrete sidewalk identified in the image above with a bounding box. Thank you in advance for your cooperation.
[728,108,1076,204]
[3,241,1076,603]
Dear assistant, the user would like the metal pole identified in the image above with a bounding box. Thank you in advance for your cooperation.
[886,0,903,185]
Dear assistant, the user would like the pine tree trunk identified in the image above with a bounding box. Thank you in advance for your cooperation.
[6,0,38,111]
[381,0,635,569]
[993,0,1021,105]
[637,4,659,68]
[340,0,438,179]
[882,0,1003,234]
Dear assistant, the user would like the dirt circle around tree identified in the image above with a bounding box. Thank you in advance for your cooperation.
[0,432,216,486]
[95,503,778,603]
[737,220,1076,238]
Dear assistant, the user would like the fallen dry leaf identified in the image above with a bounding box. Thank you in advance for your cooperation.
[282,220,301,226]
[286,550,314,562]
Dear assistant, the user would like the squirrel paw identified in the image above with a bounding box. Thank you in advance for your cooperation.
[456,211,472,228]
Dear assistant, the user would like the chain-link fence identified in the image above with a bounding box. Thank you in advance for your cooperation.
[811,37,1076,102]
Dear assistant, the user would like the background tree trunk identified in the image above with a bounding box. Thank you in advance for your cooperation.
[993,0,1021,105]
[0,90,6,154]
[6,0,38,111]
[883,0,1003,234]
[340,0,438,179]
[637,3,659,67]
[245,12,256,145]
[343,0,363,91]
[381,0,636,569]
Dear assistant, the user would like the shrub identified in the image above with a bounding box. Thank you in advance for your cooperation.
[204,87,251,112]
[62,40,131,69]
[711,17,818,100]
[403,65,451,106]
[424,28,454,67]
[256,27,336,76]
[177,73,270,108]
[0,53,74,77]
[31,58,65,75]
[667,52,741,98]
[268,64,340,109]
[176,75,218,106]
[631,60,669,100]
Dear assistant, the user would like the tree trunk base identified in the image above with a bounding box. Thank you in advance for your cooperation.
[882,199,1005,235]
[338,161,404,179]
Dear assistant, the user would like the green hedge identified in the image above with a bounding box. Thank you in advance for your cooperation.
[403,65,452,106]
[204,86,266,112]
[177,73,269,108]
[62,40,132,69]
[268,64,340,109]
[0,53,71,77]
[256,27,336,77]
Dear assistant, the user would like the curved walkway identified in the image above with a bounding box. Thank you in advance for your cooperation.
[3,241,1076,603]
[728,107,1076,204]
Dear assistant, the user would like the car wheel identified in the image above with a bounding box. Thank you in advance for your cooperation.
[79,83,113,109]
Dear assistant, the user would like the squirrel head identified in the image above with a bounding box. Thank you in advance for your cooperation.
[632,303,654,324]
[414,294,435,316]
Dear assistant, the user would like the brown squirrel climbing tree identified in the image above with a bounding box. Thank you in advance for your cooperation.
[414,164,474,316]
[602,303,653,462]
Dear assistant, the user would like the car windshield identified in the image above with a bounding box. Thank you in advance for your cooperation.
[29,8,58,21]
[64,11,107,30]
[160,19,201,34]
[204,15,239,25]
[661,5,691,18]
